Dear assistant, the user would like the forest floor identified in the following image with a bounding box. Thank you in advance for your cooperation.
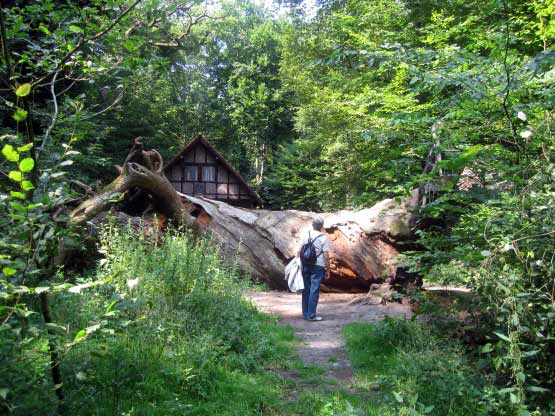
[247,292,412,393]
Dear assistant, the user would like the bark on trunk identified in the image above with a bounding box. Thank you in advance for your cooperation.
[69,139,420,292]
[70,138,187,226]
[177,191,419,291]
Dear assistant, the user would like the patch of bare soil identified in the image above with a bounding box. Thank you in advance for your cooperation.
[246,291,412,388]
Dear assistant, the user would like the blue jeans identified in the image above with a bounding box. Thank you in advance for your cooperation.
[301,264,325,319]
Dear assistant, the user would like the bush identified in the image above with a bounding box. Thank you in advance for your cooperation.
[6,223,293,415]
[344,318,490,416]
[408,166,555,412]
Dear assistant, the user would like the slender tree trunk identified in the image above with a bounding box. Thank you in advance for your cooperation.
[39,292,65,414]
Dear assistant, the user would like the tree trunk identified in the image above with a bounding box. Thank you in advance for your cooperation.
[70,138,187,227]
[177,191,419,291]
[69,139,420,292]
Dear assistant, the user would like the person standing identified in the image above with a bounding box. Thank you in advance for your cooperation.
[298,216,330,321]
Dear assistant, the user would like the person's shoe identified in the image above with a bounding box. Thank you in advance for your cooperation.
[307,316,323,321]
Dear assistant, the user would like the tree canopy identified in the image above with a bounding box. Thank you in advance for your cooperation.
[2,0,555,413]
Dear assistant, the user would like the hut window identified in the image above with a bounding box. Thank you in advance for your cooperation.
[217,184,228,194]
[202,166,216,182]
[194,183,205,194]
[185,166,197,181]
[206,183,216,194]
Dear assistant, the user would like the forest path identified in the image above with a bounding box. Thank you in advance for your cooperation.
[247,291,412,388]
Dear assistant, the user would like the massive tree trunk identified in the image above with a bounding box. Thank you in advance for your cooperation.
[70,139,420,292]
[176,192,419,291]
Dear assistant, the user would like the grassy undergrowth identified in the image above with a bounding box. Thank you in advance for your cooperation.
[343,318,494,416]
[275,316,495,416]
[8,223,503,415]
[9,225,296,415]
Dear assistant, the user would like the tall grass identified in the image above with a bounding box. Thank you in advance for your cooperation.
[344,318,493,416]
[33,223,293,415]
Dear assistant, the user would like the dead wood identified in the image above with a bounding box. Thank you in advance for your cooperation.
[70,139,420,292]
[70,138,187,227]
[177,192,419,291]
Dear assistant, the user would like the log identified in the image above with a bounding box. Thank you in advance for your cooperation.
[177,192,419,291]
[70,138,187,227]
[69,139,419,292]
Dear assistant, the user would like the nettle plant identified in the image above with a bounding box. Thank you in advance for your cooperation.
[0,135,125,414]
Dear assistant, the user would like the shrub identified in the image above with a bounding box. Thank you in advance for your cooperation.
[345,318,490,416]
[6,223,293,415]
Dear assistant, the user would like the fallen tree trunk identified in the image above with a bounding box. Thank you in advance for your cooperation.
[70,139,420,292]
[177,192,419,291]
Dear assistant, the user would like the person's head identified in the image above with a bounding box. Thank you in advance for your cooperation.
[312,216,324,231]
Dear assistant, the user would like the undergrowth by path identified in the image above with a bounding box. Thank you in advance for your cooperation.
[275,317,497,416]
[5,225,499,415]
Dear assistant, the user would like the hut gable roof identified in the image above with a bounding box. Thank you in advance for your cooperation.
[164,134,262,205]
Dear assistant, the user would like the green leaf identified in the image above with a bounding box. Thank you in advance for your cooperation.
[21,181,35,191]
[0,388,8,400]
[10,202,28,212]
[13,108,28,122]
[1,144,19,162]
[19,158,35,172]
[73,329,86,342]
[8,171,22,182]
[481,343,494,353]
[69,25,83,33]
[2,267,16,276]
[17,143,33,152]
[8,214,25,221]
[527,386,549,393]
[494,332,511,342]
[15,83,31,97]
[10,191,26,200]
[86,323,101,335]
[38,23,51,36]
[393,391,403,403]
[123,39,137,51]
[46,323,67,336]
[105,300,118,314]
[497,387,515,395]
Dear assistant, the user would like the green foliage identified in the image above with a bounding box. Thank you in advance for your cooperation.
[410,166,555,411]
[5,226,294,414]
[344,319,492,416]
[276,0,555,411]
[4,0,555,412]
[71,0,295,186]
[262,140,333,210]
[0,133,85,413]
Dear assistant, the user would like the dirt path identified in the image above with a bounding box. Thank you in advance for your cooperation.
[247,291,412,386]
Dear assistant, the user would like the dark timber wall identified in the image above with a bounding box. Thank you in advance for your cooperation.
[165,138,258,208]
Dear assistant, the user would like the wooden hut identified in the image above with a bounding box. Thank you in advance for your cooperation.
[164,134,262,208]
